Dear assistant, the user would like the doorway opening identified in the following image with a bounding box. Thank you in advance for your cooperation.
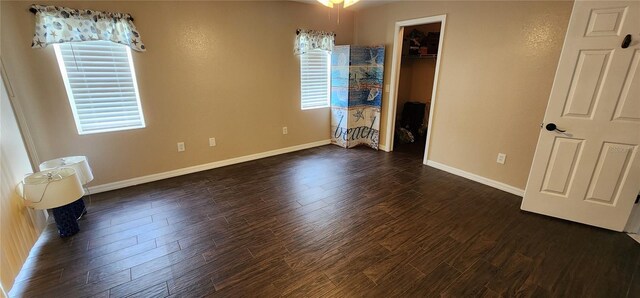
[384,15,446,164]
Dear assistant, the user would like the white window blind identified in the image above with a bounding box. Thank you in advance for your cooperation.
[54,40,145,135]
[300,49,330,110]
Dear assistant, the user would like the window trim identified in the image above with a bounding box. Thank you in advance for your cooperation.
[53,42,146,135]
[300,49,331,110]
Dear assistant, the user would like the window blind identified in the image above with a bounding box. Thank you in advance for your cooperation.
[54,40,145,134]
[300,49,330,110]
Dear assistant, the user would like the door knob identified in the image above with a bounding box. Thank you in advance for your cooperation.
[622,34,632,49]
[545,123,566,133]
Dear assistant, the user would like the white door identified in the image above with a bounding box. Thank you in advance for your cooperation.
[522,0,640,231]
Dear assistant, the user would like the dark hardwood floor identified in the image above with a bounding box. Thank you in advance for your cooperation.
[9,145,640,297]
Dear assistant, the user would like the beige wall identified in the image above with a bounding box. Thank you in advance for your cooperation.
[1,71,47,293]
[406,59,437,104]
[355,1,572,189]
[1,1,354,186]
[397,58,437,124]
[1,0,573,191]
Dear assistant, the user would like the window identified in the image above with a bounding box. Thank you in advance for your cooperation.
[54,41,145,135]
[300,49,330,110]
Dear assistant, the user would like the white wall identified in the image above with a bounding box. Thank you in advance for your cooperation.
[0,64,47,293]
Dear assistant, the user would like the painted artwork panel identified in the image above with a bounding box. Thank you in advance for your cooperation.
[348,46,384,108]
[346,106,381,148]
[331,45,385,150]
[331,106,349,148]
[331,45,350,108]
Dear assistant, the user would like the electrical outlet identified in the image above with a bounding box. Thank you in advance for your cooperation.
[282,127,288,135]
[497,153,506,164]
[209,137,216,147]
[177,142,185,152]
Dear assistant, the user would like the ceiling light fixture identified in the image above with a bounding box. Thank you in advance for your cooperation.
[317,0,359,24]
[317,0,360,9]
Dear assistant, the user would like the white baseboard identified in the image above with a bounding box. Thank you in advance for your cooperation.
[88,139,331,194]
[425,160,525,197]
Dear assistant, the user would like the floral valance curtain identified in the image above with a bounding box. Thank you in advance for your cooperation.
[294,29,335,55]
[30,4,145,52]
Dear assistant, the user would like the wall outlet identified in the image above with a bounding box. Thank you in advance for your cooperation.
[177,142,185,152]
[282,127,288,135]
[209,137,216,147]
[497,153,506,164]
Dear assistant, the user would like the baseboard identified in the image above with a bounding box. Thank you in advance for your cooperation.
[88,139,331,194]
[425,160,525,197]
[379,144,391,152]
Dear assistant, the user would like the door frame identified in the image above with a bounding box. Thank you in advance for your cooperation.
[1,58,41,170]
[384,14,446,165]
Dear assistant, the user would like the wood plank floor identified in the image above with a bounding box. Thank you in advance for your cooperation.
[9,145,640,297]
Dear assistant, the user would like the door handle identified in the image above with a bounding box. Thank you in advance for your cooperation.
[545,123,566,133]
[622,34,632,49]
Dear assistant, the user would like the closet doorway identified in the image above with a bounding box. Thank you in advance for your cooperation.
[384,15,446,164]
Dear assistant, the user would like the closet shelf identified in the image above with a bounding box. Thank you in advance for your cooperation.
[403,54,437,60]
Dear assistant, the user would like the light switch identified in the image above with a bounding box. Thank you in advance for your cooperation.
[497,153,506,164]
